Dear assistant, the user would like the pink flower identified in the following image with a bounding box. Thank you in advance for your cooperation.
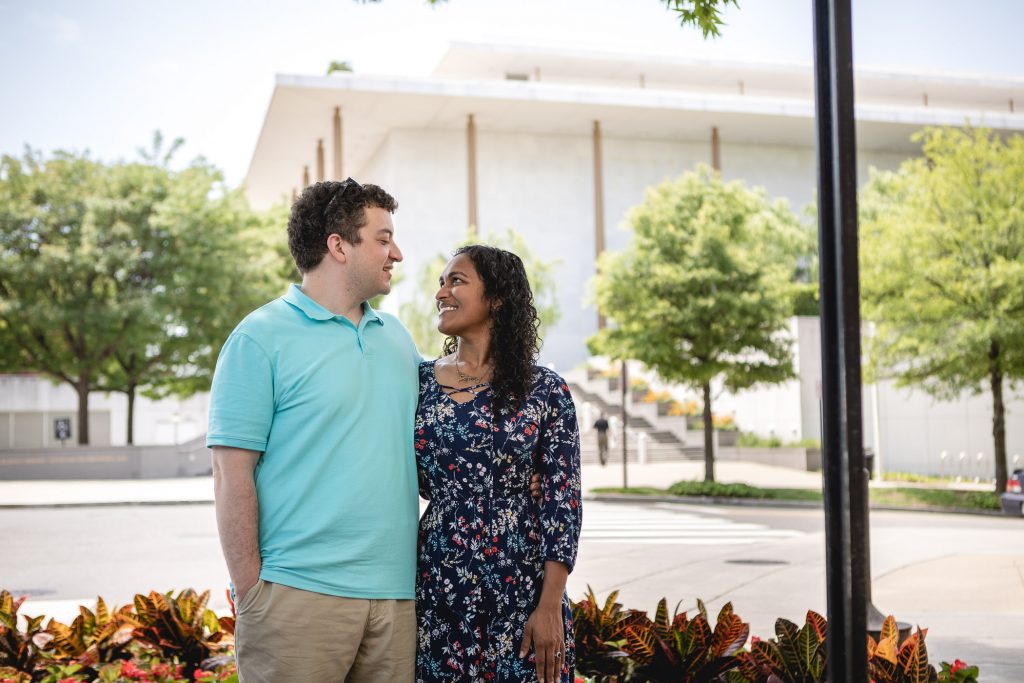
[121,661,149,681]
[950,659,968,673]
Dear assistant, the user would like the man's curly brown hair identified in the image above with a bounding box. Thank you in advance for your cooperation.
[442,245,541,415]
[287,179,397,273]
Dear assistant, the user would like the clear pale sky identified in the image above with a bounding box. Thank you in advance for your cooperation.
[1,0,1021,185]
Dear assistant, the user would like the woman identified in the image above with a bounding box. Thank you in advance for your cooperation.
[415,245,582,683]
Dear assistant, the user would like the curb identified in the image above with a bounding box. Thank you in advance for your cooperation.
[585,493,1009,517]
[0,499,214,509]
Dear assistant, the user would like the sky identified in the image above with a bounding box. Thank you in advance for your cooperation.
[1,0,1022,186]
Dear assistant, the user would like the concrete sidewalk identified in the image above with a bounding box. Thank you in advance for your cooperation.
[0,461,818,507]
[0,459,997,507]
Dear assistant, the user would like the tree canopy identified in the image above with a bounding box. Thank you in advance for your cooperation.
[589,166,806,481]
[0,141,284,444]
[860,127,1024,493]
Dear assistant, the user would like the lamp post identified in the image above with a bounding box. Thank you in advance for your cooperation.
[812,0,868,679]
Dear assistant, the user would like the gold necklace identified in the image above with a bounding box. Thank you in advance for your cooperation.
[455,353,486,383]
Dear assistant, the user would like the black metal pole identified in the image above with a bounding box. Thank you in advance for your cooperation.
[812,0,869,681]
[620,360,628,489]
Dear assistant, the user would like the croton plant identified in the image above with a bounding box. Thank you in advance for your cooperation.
[2,586,981,683]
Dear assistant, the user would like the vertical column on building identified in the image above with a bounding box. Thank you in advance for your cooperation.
[303,165,310,188]
[593,120,606,331]
[467,114,478,237]
[333,107,343,179]
[711,126,722,172]
[316,139,325,182]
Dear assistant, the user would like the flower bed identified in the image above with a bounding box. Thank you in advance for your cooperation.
[1,587,979,683]
[0,589,236,683]
[571,587,978,683]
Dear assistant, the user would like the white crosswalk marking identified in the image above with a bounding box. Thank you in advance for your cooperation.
[581,501,805,545]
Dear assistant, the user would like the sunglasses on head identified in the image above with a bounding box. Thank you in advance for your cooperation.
[323,177,363,219]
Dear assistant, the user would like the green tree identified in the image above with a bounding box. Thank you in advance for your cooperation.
[326,60,353,74]
[588,166,805,481]
[96,163,285,443]
[860,127,1024,494]
[0,143,282,444]
[398,229,560,357]
[661,0,739,37]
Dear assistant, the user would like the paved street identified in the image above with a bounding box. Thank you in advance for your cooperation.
[580,501,806,545]
[2,498,1021,680]
[571,502,1023,682]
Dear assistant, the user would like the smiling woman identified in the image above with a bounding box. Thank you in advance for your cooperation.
[415,244,582,683]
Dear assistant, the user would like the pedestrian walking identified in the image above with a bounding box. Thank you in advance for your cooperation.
[594,412,610,466]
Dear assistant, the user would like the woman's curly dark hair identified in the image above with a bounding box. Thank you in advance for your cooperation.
[442,245,541,415]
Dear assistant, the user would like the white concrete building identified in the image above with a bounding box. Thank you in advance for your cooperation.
[246,41,1023,371]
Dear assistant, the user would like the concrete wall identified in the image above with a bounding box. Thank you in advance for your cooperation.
[0,436,211,480]
[717,446,822,472]
[871,381,1024,480]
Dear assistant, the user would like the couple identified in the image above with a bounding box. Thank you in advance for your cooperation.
[207,178,582,683]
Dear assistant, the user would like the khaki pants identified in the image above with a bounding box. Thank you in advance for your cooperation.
[234,580,415,683]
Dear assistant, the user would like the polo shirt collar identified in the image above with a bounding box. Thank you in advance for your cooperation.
[283,284,384,326]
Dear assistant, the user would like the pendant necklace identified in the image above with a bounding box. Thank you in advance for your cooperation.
[455,352,486,383]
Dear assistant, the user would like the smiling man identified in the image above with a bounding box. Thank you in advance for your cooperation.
[207,178,421,682]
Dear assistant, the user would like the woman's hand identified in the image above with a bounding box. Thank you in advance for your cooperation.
[519,601,565,683]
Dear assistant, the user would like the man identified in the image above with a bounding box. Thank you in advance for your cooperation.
[208,178,420,682]
[594,412,610,466]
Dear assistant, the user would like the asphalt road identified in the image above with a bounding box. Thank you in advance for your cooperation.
[2,501,1021,680]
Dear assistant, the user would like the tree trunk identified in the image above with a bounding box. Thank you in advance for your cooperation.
[702,382,715,482]
[76,374,90,445]
[126,383,136,446]
[989,340,1008,495]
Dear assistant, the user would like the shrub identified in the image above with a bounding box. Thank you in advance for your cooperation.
[131,590,229,678]
[571,587,643,682]
[624,598,749,683]
[46,597,140,670]
[629,378,650,392]
[738,432,783,448]
[712,414,738,431]
[865,615,951,683]
[568,596,979,683]
[667,480,766,499]
[0,590,52,676]
[729,610,827,682]
[0,588,980,683]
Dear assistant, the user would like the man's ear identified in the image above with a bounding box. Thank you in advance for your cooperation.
[326,233,347,263]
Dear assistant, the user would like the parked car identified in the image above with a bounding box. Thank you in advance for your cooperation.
[1000,469,1024,516]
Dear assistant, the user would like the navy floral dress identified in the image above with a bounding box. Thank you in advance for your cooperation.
[415,361,582,683]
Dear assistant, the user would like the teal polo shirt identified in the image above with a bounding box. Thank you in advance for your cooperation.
[207,284,421,599]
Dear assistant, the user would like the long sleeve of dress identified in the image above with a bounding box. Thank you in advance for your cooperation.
[536,376,582,571]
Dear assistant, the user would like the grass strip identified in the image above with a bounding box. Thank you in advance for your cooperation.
[591,481,1001,512]
[869,487,1000,511]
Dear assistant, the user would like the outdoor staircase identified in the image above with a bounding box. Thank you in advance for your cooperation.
[568,381,705,464]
